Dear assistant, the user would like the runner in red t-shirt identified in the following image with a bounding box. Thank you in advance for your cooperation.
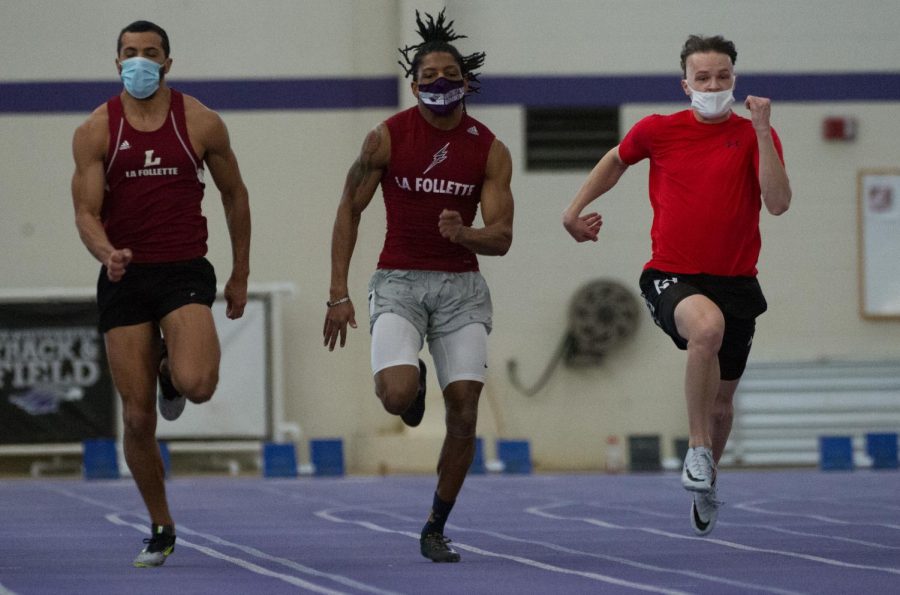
[323,10,514,563]
[563,35,791,537]
[71,21,251,567]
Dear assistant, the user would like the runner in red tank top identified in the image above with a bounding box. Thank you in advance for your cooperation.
[563,35,791,538]
[324,10,514,563]
[378,106,496,272]
[71,21,251,567]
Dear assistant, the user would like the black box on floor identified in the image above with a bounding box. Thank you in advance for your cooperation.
[628,434,661,471]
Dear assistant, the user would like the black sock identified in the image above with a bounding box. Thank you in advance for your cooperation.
[421,492,455,537]
[152,523,175,537]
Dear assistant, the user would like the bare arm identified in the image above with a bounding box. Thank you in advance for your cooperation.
[323,124,389,350]
[71,109,133,281]
[200,108,251,320]
[562,146,629,242]
[745,95,792,216]
[438,139,514,256]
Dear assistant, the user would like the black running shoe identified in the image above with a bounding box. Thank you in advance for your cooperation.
[133,528,176,567]
[420,532,460,563]
[157,340,185,421]
[401,359,427,427]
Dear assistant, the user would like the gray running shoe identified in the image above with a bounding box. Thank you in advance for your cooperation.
[691,481,722,536]
[157,341,185,421]
[420,532,460,563]
[681,446,715,492]
[133,528,176,567]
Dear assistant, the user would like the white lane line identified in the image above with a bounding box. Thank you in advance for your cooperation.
[45,485,126,512]
[817,497,900,514]
[318,505,799,595]
[735,500,854,525]
[315,507,691,595]
[724,522,900,550]
[45,484,398,595]
[529,501,900,576]
[107,514,348,595]
[0,582,20,595]
[169,522,401,595]
[460,524,801,595]
[735,499,900,530]
[590,499,900,551]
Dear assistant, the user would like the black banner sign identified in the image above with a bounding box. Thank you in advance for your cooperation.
[0,302,114,443]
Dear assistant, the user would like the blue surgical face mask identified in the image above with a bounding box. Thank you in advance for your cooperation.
[120,57,163,99]
[417,77,466,116]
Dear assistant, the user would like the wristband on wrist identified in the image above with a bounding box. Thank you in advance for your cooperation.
[326,296,351,308]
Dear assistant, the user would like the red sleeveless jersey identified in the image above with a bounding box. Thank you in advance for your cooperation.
[103,89,208,263]
[377,107,496,272]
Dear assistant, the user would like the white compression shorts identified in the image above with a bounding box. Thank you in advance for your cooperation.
[371,312,488,391]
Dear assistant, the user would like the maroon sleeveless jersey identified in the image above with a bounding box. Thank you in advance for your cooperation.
[377,107,496,272]
[103,89,208,263]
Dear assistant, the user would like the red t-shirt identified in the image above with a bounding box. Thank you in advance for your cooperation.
[377,107,496,272]
[103,89,208,263]
[618,109,785,277]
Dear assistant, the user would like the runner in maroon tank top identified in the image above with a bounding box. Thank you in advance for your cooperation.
[71,21,251,567]
[323,10,514,563]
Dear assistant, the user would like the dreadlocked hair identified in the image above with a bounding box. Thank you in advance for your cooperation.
[398,9,486,92]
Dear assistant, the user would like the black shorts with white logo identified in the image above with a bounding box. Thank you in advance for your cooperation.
[96,257,217,333]
[638,268,768,381]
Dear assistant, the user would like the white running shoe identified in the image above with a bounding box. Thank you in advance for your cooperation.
[133,527,176,567]
[691,481,721,536]
[681,446,715,492]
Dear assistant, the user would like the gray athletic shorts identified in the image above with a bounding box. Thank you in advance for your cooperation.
[367,269,493,340]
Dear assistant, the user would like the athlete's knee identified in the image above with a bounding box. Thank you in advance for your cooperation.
[446,415,477,439]
[175,368,218,404]
[374,367,419,415]
[376,383,416,416]
[122,405,156,439]
[444,396,479,438]
[379,392,409,416]
[712,396,734,424]
[686,312,725,356]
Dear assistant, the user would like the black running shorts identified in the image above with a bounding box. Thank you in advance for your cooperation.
[96,257,217,333]
[638,268,768,381]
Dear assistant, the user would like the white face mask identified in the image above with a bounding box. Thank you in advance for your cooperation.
[687,77,736,119]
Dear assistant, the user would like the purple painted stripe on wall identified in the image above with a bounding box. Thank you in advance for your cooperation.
[2,73,898,113]
[0,77,399,113]
[470,72,900,106]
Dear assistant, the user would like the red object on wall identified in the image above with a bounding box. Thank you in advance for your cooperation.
[822,116,857,141]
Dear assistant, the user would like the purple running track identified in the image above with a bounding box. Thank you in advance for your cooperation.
[2,470,899,594]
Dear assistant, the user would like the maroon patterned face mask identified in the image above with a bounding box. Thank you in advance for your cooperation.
[417,77,466,115]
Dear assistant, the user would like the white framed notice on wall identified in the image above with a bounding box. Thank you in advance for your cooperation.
[858,168,900,319]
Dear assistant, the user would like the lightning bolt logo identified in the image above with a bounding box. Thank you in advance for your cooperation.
[423,142,450,175]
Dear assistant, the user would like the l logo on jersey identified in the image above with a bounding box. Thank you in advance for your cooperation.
[144,150,162,167]
[423,142,450,175]
[125,148,180,179]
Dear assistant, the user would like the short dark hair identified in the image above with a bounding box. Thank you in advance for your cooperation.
[680,35,736,77]
[398,10,485,89]
[117,20,170,58]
